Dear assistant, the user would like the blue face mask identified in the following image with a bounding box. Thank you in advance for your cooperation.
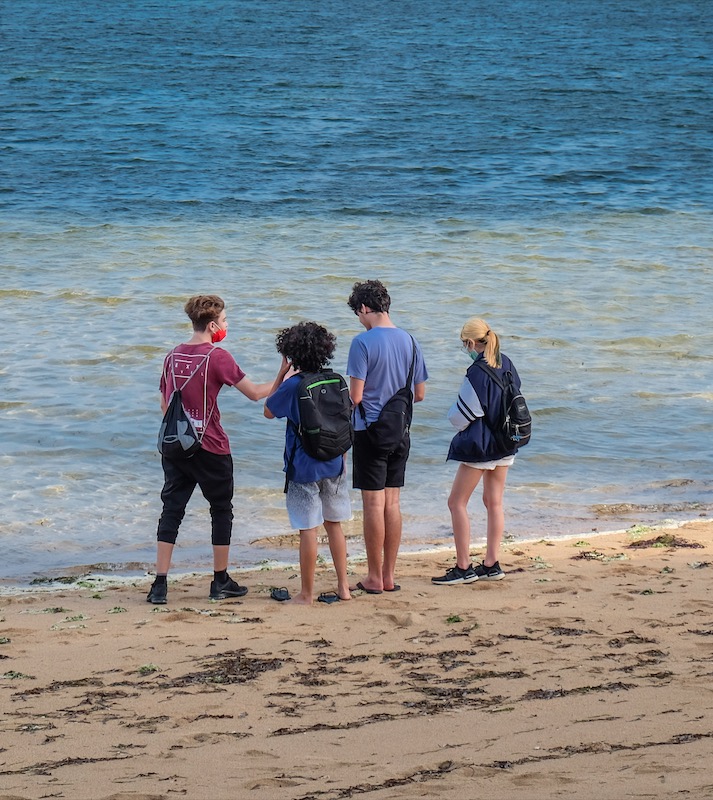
[469,350,482,362]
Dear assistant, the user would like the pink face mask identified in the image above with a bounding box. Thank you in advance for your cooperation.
[211,327,227,343]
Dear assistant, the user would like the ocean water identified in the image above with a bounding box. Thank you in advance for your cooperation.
[1,0,712,584]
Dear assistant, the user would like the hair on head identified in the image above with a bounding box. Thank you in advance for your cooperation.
[184,295,225,331]
[461,317,502,368]
[275,321,336,373]
[347,280,391,314]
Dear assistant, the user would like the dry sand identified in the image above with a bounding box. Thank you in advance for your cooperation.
[1,520,713,800]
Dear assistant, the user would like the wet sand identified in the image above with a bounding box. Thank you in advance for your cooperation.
[1,520,712,800]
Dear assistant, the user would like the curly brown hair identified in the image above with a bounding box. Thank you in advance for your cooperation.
[275,321,336,373]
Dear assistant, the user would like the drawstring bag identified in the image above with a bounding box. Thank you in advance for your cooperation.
[157,348,214,460]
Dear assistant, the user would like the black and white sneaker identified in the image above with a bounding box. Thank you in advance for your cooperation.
[209,574,248,600]
[431,564,478,585]
[472,560,505,581]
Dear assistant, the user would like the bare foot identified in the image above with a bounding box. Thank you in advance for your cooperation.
[350,579,383,594]
[337,584,352,601]
[382,573,400,592]
[289,592,313,606]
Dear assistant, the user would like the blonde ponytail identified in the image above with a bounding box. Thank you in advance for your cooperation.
[460,317,501,368]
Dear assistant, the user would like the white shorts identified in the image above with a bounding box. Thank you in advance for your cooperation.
[462,455,515,471]
[286,474,352,531]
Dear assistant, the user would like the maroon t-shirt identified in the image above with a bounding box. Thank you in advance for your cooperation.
[160,343,245,455]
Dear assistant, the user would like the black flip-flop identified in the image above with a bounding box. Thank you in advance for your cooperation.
[270,587,291,602]
[384,584,401,592]
[317,591,340,605]
[356,581,383,595]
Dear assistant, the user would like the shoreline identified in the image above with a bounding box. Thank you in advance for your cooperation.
[1,519,712,798]
[0,515,706,596]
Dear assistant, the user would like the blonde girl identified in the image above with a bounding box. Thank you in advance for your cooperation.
[432,318,523,585]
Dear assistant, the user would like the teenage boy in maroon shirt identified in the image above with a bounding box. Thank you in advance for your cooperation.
[147,295,290,604]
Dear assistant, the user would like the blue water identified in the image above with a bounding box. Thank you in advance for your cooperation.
[1,0,712,584]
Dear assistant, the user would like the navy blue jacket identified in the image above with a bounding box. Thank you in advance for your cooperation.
[447,353,521,463]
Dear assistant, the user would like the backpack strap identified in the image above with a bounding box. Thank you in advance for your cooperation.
[283,420,299,493]
[358,335,416,424]
[473,359,505,389]
[472,359,511,439]
[168,347,216,442]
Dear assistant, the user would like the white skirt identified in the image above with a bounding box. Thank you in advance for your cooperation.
[462,454,515,471]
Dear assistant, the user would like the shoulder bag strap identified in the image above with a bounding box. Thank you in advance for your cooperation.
[405,335,416,392]
[357,335,417,423]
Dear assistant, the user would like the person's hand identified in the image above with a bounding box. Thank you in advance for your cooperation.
[279,355,296,380]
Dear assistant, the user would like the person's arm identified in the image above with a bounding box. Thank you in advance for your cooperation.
[262,356,292,419]
[414,381,426,403]
[160,394,167,415]
[447,375,483,430]
[349,376,365,407]
[236,357,292,402]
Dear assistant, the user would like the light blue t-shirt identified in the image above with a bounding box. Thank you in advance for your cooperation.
[266,374,344,484]
[346,326,428,432]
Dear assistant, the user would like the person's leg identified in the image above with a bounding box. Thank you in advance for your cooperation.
[292,527,318,605]
[285,481,324,603]
[156,459,197,575]
[380,435,410,590]
[149,460,196,603]
[212,545,229,572]
[447,464,484,569]
[481,466,509,567]
[320,475,352,600]
[196,453,235,580]
[156,541,175,574]
[324,520,351,600]
[360,489,386,591]
[352,431,388,593]
[381,487,402,591]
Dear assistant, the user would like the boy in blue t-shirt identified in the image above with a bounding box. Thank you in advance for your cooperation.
[264,322,352,605]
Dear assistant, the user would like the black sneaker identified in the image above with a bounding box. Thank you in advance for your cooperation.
[472,560,505,581]
[146,581,167,604]
[431,564,478,585]
[209,574,248,600]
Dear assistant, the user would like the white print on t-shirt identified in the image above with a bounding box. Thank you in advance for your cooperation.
[186,413,204,431]
[167,350,215,437]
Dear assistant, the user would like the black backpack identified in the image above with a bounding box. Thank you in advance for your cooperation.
[285,370,353,484]
[157,349,214,460]
[474,360,532,452]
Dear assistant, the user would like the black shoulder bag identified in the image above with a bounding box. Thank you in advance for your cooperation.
[358,336,417,454]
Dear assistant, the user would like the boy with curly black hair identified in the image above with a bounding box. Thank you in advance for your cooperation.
[264,322,352,605]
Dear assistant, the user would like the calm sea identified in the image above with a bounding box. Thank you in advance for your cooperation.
[1,0,712,585]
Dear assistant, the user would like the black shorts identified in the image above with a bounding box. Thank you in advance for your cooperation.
[352,429,411,491]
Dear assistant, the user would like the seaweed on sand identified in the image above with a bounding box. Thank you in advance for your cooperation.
[628,534,703,549]
[163,649,285,687]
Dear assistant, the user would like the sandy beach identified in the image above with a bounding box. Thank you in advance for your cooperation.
[1,519,712,800]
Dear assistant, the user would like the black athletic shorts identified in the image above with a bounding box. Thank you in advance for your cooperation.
[352,429,410,491]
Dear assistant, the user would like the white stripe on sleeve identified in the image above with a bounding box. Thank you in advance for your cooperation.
[447,376,484,431]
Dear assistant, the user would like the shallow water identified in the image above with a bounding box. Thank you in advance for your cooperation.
[1,0,712,583]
